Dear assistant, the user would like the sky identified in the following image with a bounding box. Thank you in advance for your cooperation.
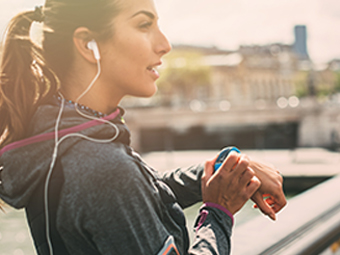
[1,0,340,65]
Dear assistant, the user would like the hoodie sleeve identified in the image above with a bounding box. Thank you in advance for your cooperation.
[161,164,204,209]
[189,203,233,255]
[159,204,233,255]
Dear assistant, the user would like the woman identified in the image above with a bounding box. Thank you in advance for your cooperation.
[0,0,286,254]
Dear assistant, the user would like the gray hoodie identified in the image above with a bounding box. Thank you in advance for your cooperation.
[0,98,233,255]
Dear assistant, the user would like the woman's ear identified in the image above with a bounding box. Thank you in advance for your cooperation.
[73,27,98,64]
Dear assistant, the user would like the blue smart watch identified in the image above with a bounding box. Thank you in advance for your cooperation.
[214,146,241,172]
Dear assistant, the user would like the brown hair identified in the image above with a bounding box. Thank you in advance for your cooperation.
[0,0,121,148]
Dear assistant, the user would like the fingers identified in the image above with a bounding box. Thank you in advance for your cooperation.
[218,153,259,194]
[251,192,276,221]
[230,154,256,186]
[271,189,287,213]
[203,158,215,182]
[271,198,287,213]
[201,158,215,197]
[249,159,287,215]
[246,176,261,195]
[238,165,254,188]
[260,182,287,214]
[215,151,240,175]
[212,153,288,221]
[202,152,261,215]
[230,155,261,200]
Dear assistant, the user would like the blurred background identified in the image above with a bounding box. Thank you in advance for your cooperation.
[1,0,340,254]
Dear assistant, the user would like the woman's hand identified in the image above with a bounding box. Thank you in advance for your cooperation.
[249,159,287,221]
[201,152,261,215]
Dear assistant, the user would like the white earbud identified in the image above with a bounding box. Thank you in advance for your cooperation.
[87,40,101,60]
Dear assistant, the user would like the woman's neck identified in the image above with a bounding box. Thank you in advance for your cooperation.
[60,71,122,115]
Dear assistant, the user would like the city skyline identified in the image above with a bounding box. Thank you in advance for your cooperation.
[1,0,339,65]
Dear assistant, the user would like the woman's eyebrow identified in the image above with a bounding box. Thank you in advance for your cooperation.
[130,10,155,19]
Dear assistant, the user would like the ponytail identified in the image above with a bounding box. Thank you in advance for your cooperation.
[0,9,58,148]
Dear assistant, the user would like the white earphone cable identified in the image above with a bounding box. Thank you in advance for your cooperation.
[73,59,120,143]
[44,94,65,255]
[44,55,119,255]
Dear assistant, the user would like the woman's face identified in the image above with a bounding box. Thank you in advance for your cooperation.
[99,0,171,102]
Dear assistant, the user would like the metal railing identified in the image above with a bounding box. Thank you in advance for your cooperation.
[232,174,340,255]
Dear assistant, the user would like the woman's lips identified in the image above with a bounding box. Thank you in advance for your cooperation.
[147,66,160,79]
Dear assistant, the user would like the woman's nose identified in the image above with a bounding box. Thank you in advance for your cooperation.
[155,29,172,56]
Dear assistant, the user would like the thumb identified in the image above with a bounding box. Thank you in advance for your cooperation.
[201,159,216,202]
[204,158,216,180]
[251,192,276,221]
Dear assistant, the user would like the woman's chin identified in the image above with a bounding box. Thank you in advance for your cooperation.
[140,86,158,98]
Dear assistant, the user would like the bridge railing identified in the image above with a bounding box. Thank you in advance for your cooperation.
[232,174,340,255]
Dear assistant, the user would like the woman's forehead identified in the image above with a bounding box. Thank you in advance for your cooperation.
[116,0,158,18]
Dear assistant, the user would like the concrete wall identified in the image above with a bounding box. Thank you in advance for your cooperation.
[125,99,340,152]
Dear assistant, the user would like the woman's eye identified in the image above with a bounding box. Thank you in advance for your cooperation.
[139,22,153,29]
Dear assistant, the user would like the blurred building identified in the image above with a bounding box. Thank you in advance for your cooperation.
[312,59,340,102]
[293,25,309,60]
[128,25,315,111]
[202,42,303,109]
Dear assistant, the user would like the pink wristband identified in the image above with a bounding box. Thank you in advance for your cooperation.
[202,202,234,225]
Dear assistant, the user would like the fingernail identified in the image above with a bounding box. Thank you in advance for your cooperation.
[269,213,276,221]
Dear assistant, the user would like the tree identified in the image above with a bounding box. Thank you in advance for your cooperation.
[156,50,211,106]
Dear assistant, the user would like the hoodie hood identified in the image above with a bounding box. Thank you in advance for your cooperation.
[0,97,130,209]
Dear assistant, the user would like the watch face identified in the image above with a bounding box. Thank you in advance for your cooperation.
[216,154,227,164]
[214,147,240,171]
